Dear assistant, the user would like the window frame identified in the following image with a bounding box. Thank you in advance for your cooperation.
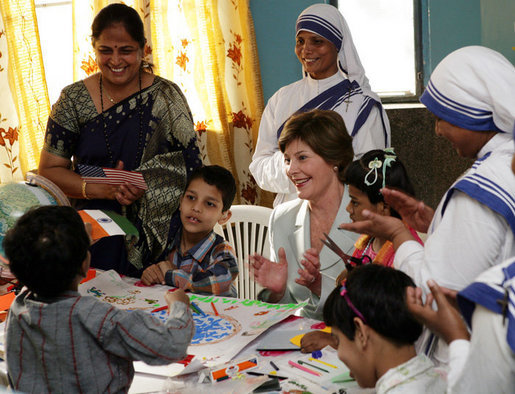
[330,0,424,103]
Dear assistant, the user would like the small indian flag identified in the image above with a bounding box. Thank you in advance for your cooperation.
[78,210,138,242]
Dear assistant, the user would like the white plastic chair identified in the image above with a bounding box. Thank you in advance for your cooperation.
[214,205,272,300]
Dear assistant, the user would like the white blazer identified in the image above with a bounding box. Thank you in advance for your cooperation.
[267,187,358,320]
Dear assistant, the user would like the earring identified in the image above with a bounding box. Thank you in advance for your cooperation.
[333,166,338,172]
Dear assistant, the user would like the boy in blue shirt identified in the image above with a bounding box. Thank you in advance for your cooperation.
[141,165,239,296]
[4,206,194,393]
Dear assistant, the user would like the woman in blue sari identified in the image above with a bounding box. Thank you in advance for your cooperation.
[250,3,390,206]
[39,4,201,277]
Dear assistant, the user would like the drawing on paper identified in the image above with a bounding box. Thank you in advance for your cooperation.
[151,309,241,345]
[79,270,308,366]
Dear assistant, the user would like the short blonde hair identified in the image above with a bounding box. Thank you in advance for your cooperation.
[279,109,354,182]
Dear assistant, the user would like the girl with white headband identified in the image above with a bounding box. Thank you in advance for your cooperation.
[340,46,515,368]
[249,3,390,206]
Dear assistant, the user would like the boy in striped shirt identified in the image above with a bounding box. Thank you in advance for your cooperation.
[141,165,239,296]
[4,206,194,393]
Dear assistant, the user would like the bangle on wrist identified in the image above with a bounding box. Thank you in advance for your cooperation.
[82,180,90,200]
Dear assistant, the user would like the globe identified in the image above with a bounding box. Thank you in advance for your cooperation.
[0,174,69,268]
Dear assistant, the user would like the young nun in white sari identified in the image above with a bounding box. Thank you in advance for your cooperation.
[340,45,515,367]
[249,3,390,206]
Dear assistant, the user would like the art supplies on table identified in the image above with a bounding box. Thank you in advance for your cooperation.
[252,346,357,392]
[209,355,258,382]
[289,360,322,377]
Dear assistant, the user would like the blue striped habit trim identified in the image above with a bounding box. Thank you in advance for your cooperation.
[458,259,515,352]
[420,80,503,132]
[296,13,343,50]
[441,174,515,235]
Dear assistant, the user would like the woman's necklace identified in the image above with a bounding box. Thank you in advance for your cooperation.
[103,87,117,104]
[99,72,145,167]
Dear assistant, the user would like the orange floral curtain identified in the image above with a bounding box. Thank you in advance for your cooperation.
[73,0,269,205]
[0,1,49,182]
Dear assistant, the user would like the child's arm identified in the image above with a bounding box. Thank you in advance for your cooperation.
[300,330,337,353]
[165,242,238,295]
[84,292,194,366]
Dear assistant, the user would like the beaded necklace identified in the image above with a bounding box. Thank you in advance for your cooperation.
[99,71,145,167]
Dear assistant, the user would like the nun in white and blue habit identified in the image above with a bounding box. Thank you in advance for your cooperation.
[393,45,515,367]
[452,253,515,392]
[250,3,391,206]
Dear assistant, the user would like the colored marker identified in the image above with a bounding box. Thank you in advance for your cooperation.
[151,305,168,313]
[298,360,328,373]
[270,360,279,371]
[309,357,338,369]
[247,371,288,380]
[288,360,321,377]
[211,302,219,316]
[190,301,206,316]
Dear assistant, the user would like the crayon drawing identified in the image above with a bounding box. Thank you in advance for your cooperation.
[151,309,241,346]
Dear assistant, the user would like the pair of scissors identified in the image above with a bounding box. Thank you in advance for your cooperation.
[320,232,371,272]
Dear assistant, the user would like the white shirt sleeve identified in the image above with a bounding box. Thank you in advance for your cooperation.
[249,95,296,195]
[447,339,470,388]
[394,191,509,292]
[448,305,515,393]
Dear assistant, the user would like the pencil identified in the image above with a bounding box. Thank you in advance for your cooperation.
[151,305,168,313]
[211,302,219,316]
[288,360,321,377]
[270,361,279,371]
[298,360,328,373]
[309,357,338,369]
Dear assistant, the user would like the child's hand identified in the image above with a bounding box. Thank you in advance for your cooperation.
[406,280,470,344]
[165,288,190,307]
[296,248,321,296]
[157,260,174,276]
[141,264,166,285]
[300,331,336,353]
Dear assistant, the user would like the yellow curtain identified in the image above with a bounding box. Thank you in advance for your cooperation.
[2,0,270,203]
[0,0,49,180]
[150,0,268,205]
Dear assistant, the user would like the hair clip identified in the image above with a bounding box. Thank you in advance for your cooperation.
[364,157,382,186]
[340,284,367,324]
[381,148,397,189]
[364,148,398,189]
